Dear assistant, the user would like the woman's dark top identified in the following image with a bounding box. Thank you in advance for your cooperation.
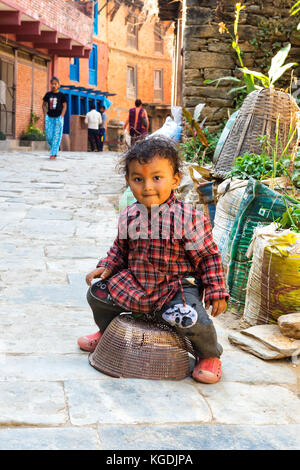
[128,107,147,137]
[43,91,67,117]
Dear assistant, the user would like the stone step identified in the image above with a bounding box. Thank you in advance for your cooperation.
[8,146,33,152]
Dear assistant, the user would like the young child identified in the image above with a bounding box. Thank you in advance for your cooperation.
[78,136,228,384]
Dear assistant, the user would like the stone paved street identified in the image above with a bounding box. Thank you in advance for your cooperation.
[0,150,299,450]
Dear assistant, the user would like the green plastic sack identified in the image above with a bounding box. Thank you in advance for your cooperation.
[227,178,289,314]
[119,186,136,211]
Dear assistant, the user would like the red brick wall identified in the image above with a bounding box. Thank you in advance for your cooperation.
[106,5,173,124]
[5,0,93,46]
[15,62,32,138]
[15,60,48,138]
[33,66,48,132]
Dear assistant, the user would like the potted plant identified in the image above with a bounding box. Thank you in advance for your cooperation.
[20,112,48,151]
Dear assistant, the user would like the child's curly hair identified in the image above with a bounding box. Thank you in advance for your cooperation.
[118,136,183,177]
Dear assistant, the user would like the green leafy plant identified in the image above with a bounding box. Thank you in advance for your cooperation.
[180,128,222,166]
[181,105,222,165]
[20,131,46,141]
[0,131,6,140]
[227,152,273,180]
[291,0,300,31]
[205,2,298,99]
[20,111,46,141]
[227,146,300,189]
[290,151,300,187]
[280,198,300,232]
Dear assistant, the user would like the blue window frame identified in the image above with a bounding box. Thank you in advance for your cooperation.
[89,44,98,86]
[70,58,79,82]
[93,1,98,35]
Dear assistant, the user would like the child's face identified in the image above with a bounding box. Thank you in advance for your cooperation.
[126,155,180,209]
[51,80,59,92]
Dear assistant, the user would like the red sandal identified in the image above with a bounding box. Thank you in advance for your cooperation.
[77,331,102,352]
[192,357,222,384]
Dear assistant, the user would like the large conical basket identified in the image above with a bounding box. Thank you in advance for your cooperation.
[214,88,299,178]
[89,314,193,380]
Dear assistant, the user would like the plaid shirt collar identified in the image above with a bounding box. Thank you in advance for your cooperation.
[127,190,178,239]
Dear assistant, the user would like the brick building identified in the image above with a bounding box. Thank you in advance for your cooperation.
[0,0,174,141]
[57,1,174,134]
[0,0,94,139]
[102,0,174,132]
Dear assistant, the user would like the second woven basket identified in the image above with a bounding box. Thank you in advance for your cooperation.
[214,88,299,178]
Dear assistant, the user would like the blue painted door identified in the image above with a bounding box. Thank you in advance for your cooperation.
[89,44,98,86]
[70,58,79,82]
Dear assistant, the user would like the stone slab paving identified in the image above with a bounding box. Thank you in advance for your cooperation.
[97,424,300,450]
[0,150,299,450]
[0,428,101,450]
[65,378,211,426]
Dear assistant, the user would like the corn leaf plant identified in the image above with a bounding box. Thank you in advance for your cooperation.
[182,107,208,147]
[280,197,300,232]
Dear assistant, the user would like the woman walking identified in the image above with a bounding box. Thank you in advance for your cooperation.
[123,99,149,146]
[42,76,67,160]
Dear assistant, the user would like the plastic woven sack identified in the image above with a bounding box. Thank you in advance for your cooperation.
[212,179,248,274]
[243,224,297,326]
[226,178,289,315]
[119,186,136,211]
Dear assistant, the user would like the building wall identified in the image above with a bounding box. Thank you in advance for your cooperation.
[105,2,173,124]
[6,0,93,46]
[0,0,174,138]
[182,0,300,131]
[32,65,48,128]
[56,39,108,92]
[0,41,48,138]
[56,1,173,130]
[15,56,48,137]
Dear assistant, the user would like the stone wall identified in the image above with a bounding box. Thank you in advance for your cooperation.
[183,0,300,131]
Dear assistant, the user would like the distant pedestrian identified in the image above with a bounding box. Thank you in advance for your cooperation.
[85,103,102,152]
[99,105,107,152]
[42,76,67,160]
[123,99,149,146]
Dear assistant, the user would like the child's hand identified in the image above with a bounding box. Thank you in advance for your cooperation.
[86,267,112,286]
[205,298,227,317]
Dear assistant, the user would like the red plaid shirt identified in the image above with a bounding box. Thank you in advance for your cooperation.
[97,191,228,314]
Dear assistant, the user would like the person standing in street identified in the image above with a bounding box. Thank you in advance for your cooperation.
[42,76,67,160]
[123,99,149,146]
[99,105,107,152]
[85,103,102,152]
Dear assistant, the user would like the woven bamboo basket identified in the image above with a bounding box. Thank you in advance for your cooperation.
[214,88,299,178]
[89,314,194,380]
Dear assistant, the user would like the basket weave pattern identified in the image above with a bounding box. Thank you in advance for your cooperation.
[214,89,299,178]
[89,315,193,380]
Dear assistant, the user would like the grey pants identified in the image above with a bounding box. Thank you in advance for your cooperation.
[87,279,222,359]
